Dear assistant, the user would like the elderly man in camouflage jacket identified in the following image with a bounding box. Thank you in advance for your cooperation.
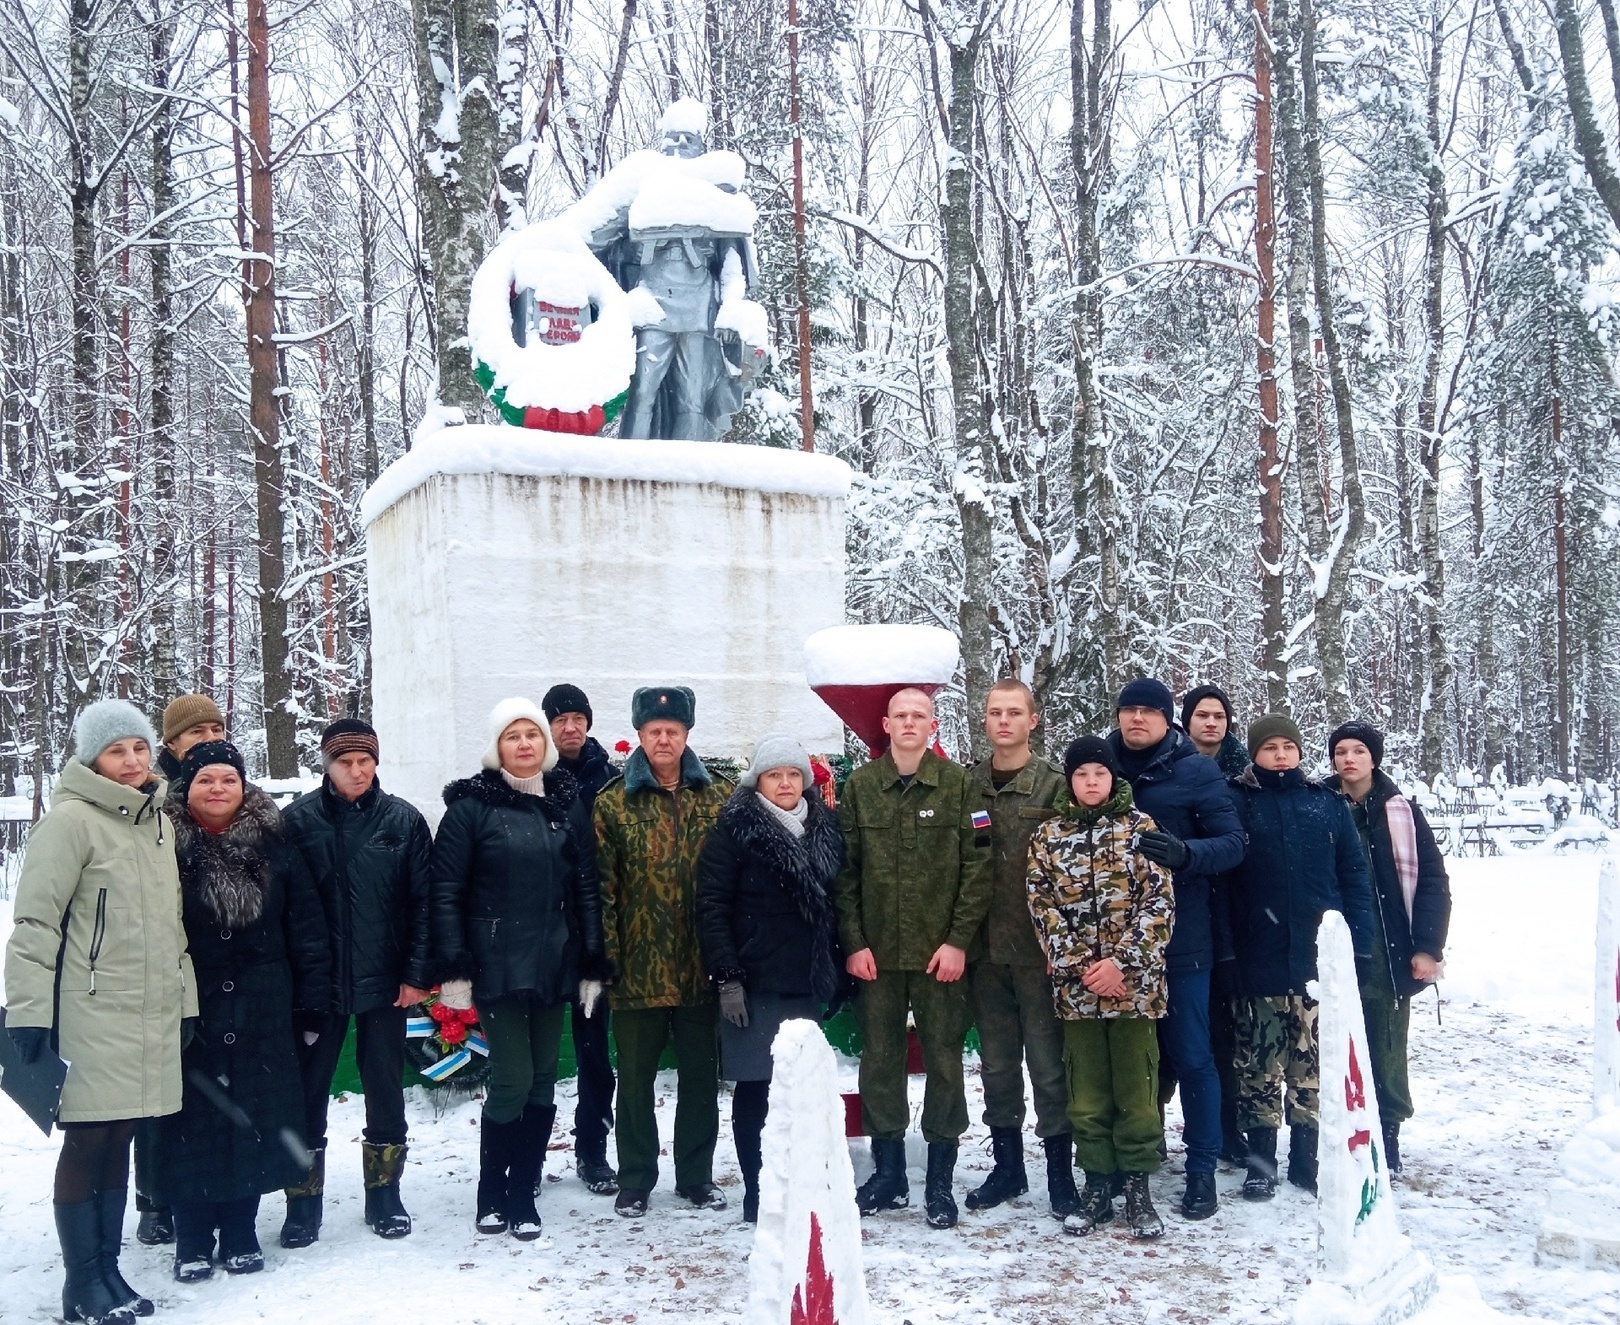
[965,679,1077,1219]
[836,688,993,1230]
[1026,736,1175,1239]
[595,686,733,1219]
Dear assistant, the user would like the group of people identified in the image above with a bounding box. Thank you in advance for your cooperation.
[2,670,1451,1324]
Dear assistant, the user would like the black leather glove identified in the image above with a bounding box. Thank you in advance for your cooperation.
[1135,830,1192,872]
[718,980,749,1029]
[7,1024,49,1065]
[180,1016,201,1051]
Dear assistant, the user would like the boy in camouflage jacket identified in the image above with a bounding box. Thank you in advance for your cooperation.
[1026,736,1174,1239]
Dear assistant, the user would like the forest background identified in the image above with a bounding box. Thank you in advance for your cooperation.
[2,0,1617,797]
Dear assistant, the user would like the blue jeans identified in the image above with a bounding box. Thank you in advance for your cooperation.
[1161,968,1221,1175]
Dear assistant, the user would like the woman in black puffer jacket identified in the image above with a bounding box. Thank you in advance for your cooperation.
[154,741,330,1283]
[695,733,845,1223]
[429,698,609,1240]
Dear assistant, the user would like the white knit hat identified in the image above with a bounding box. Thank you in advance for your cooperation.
[73,699,158,766]
[482,697,558,773]
[739,732,814,791]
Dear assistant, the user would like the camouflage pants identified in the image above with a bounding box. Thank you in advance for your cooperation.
[1233,995,1319,1131]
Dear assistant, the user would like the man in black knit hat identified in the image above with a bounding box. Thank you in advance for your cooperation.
[542,683,622,1195]
[280,718,435,1244]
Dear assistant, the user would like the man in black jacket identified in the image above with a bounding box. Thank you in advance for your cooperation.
[544,683,621,1195]
[1326,720,1450,1177]
[1106,678,1247,1221]
[279,718,434,1245]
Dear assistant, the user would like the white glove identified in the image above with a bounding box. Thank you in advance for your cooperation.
[579,980,605,1019]
[438,979,474,1011]
[302,1031,320,1046]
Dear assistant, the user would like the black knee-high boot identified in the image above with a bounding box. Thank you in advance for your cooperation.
[732,1080,771,1224]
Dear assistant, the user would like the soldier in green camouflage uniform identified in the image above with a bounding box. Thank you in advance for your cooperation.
[964,680,1075,1216]
[835,688,993,1229]
[1025,736,1175,1238]
[594,687,733,1217]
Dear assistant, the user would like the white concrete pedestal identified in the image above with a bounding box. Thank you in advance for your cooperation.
[363,424,849,825]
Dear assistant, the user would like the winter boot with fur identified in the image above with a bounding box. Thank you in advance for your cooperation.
[1043,1134,1081,1219]
[56,1200,136,1324]
[280,1144,325,1248]
[96,1189,152,1317]
[504,1106,553,1240]
[855,1138,909,1215]
[924,1142,959,1229]
[1124,1173,1165,1239]
[965,1127,1028,1211]
[1286,1125,1318,1195]
[1242,1128,1278,1201]
[1382,1121,1403,1179]
[1062,1172,1116,1236]
[476,1117,516,1233]
[361,1142,412,1238]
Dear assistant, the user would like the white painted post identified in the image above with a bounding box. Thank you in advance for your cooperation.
[746,1020,869,1325]
[1538,859,1620,1268]
[1294,911,1437,1324]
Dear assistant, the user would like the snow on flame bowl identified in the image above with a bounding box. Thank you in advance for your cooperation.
[466,220,636,434]
[803,624,960,757]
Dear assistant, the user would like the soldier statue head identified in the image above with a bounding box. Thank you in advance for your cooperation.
[658,97,708,159]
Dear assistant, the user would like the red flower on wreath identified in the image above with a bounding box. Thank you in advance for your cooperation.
[457,1006,479,1025]
[614,739,631,755]
[439,1019,468,1045]
[429,1001,455,1024]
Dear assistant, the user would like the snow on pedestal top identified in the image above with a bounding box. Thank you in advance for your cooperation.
[360,424,852,527]
[802,624,960,688]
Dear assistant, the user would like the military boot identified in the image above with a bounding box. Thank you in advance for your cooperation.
[1243,1128,1278,1201]
[855,1138,909,1215]
[1061,1172,1116,1236]
[1043,1134,1081,1219]
[924,1142,959,1229]
[1382,1121,1403,1180]
[361,1143,412,1238]
[965,1127,1028,1211]
[280,1144,325,1249]
[1124,1173,1164,1239]
[1286,1125,1318,1195]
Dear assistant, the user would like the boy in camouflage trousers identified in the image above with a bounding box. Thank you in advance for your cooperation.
[1026,736,1175,1239]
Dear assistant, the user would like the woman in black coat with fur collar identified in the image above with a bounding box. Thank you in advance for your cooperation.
[428,699,608,1240]
[695,734,845,1222]
[154,742,331,1282]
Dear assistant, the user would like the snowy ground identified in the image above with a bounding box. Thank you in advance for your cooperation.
[2,854,1617,1324]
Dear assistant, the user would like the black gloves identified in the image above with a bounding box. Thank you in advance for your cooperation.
[1135,830,1192,872]
[293,1010,326,1038]
[180,1016,201,1050]
[718,981,749,1029]
[7,1025,49,1064]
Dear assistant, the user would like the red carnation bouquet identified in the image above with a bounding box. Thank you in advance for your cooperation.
[405,986,490,1086]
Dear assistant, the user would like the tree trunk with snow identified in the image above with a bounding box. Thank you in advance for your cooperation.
[923,1,996,741]
[1070,0,1124,715]
[1253,0,1287,711]
[1415,4,1451,780]
[413,0,503,417]
[1556,0,1620,234]
[243,0,296,777]
[148,1,178,701]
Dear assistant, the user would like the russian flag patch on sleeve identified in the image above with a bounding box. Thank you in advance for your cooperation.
[971,809,992,831]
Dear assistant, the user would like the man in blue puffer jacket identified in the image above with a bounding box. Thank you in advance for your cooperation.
[1219,713,1377,1203]
[1105,678,1247,1221]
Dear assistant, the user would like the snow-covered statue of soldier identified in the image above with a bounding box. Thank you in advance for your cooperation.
[584,99,767,441]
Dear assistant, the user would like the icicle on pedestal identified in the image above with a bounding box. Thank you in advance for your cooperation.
[746,1020,869,1325]
[1293,911,1438,1325]
[801,624,960,757]
[1536,859,1620,1268]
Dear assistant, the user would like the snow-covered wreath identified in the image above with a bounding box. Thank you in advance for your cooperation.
[465,221,636,434]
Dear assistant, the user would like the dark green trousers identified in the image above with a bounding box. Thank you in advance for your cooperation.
[1062,1017,1162,1175]
[1360,991,1413,1124]
[479,995,565,1124]
[855,969,969,1144]
[612,1004,719,1193]
[967,960,1070,1137]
